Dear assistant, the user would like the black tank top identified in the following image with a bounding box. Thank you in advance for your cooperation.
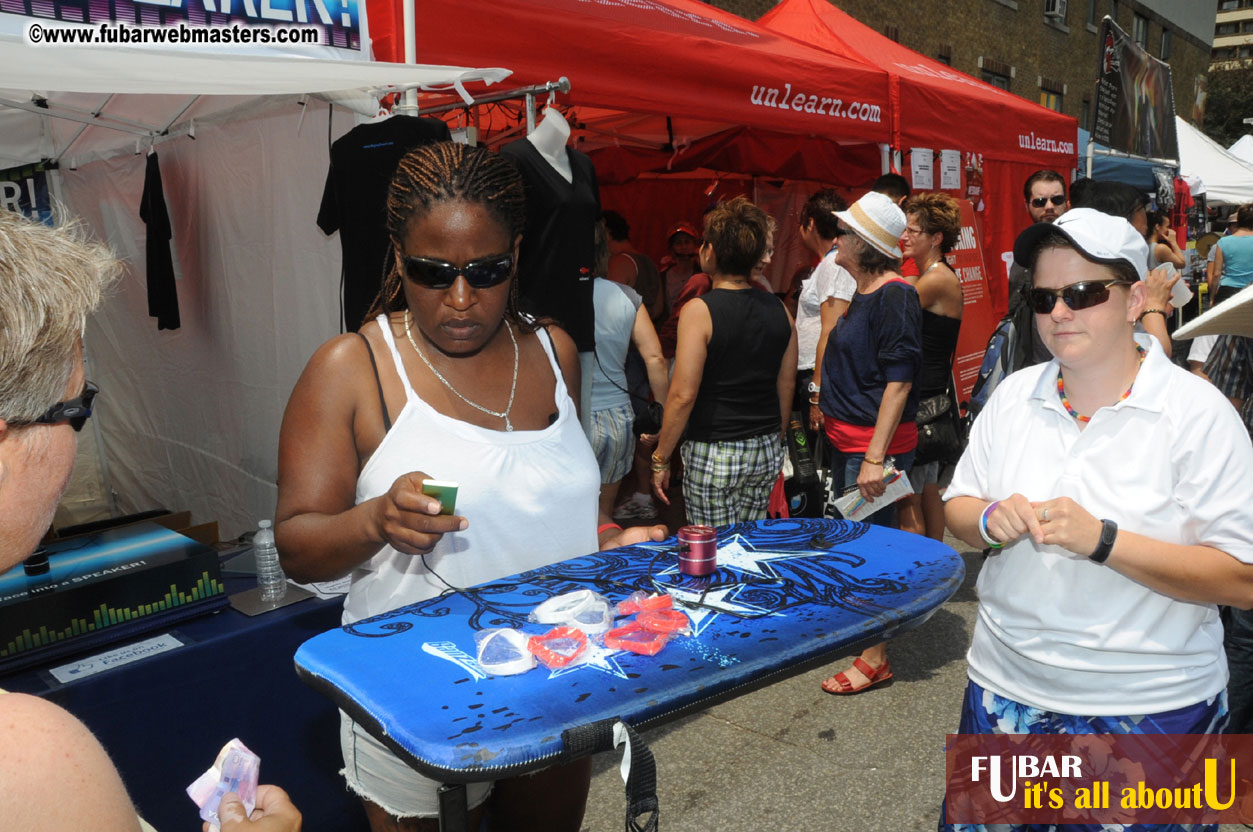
[918,309,962,397]
[687,288,791,442]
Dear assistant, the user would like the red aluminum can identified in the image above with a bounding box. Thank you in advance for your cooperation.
[677,525,717,576]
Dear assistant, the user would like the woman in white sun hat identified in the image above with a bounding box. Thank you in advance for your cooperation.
[938,209,1253,828]
[816,189,923,695]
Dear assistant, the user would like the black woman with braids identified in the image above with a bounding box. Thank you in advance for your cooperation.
[275,142,665,832]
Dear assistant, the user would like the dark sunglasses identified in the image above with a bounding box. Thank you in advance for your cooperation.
[1026,280,1133,315]
[403,253,514,290]
[1030,195,1067,208]
[9,380,99,432]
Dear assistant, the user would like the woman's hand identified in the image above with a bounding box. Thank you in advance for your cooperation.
[1031,497,1103,557]
[373,472,468,555]
[1144,265,1178,311]
[651,466,671,506]
[856,460,886,500]
[637,432,659,449]
[600,524,668,551]
[983,493,1044,546]
[808,402,823,432]
[208,786,301,832]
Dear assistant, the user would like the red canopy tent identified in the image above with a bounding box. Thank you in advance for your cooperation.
[760,0,1079,317]
[363,0,901,278]
[366,0,892,153]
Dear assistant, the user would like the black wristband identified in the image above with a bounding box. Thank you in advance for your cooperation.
[1138,308,1167,322]
[1089,519,1117,563]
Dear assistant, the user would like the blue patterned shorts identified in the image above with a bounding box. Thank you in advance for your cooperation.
[939,678,1228,832]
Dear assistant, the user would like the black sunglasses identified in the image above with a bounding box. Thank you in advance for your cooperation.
[9,380,99,432]
[403,253,514,290]
[1026,280,1133,315]
[1030,195,1067,208]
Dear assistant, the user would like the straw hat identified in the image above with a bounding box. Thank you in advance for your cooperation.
[834,191,906,258]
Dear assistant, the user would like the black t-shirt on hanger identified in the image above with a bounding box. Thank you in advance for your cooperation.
[317,116,451,332]
[499,140,600,351]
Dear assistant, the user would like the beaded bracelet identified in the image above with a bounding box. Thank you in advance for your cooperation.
[1138,308,1168,322]
[978,500,1004,549]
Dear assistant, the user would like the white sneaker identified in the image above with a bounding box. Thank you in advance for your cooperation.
[613,499,658,522]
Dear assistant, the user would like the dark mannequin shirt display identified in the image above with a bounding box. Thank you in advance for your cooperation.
[140,151,180,331]
[499,139,601,351]
[317,116,451,331]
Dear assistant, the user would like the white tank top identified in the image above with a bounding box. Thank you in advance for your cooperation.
[343,315,600,624]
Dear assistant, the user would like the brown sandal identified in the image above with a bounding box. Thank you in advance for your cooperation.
[821,657,893,695]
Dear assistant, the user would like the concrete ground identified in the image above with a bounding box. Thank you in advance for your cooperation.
[588,488,985,832]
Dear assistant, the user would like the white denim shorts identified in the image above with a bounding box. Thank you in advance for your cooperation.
[339,710,493,818]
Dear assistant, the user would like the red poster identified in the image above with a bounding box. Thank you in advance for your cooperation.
[949,199,1001,410]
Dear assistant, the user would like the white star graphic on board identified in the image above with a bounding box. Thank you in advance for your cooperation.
[662,584,775,635]
[547,638,631,680]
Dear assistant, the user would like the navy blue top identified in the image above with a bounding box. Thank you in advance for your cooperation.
[819,280,922,426]
[687,288,791,442]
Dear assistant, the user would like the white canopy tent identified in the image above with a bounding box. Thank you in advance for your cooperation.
[0,23,510,536]
[1231,134,1253,168]
[1176,116,1253,208]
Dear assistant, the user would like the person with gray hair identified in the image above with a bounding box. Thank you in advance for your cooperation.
[0,209,301,832]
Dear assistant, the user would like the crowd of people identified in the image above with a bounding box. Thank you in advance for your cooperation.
[3,138,1253,831]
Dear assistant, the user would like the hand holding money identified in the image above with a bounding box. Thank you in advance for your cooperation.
[206,786,302,832]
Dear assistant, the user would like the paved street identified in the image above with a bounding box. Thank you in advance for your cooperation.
[580,532,984,832]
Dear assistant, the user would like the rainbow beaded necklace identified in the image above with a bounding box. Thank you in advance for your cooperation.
[1056,344,1147,423]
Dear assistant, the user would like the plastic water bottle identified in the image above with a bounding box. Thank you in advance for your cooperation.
[254,519,287,603]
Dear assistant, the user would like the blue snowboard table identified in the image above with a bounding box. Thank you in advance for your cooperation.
[293,518,964,827]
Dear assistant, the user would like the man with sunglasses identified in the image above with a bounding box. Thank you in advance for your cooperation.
[938,208,1253,829]
[0,210,300,832]
[1007,171,1071,366]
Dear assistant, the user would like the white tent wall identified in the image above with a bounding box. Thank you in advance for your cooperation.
[65,97,351,538]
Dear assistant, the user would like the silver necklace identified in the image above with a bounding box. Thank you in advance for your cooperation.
[403,309,519,431]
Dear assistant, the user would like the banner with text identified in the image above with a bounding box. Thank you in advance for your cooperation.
[0,0,363,51]
[1092,16,1177,161]
[950,199,1000,410]
[946,733,1253,826]
[0,162,53,225]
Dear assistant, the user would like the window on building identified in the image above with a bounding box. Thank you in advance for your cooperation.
[1087,0,1097,25]
[1133,14,1148,47]
[1217,22,1239,36]
[884,25,900,42]
[1243,20,1253,32]
[1241,45,1253,58]
[1040,90,1063,111]
[937,44,953,65]
[1161,29,1172,60]
[1081,96,1091,130]
[1219,0,1238,9]
[982,70,1011,90]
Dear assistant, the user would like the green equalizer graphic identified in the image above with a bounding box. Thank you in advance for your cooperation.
[1,572,223,658]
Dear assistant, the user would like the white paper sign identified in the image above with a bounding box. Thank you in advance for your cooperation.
[49,633,184,683]
[910,148,934,190]
[940,149,962,189]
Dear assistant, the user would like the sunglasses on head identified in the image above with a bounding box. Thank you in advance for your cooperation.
[9,380,99,432]
[1026,279,1133,314]
[1030,195,1067,208]
[403,253,514,290]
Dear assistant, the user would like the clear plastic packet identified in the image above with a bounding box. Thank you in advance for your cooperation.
[604,622,671,656]
[527,626,589,669]
[615,591,674,617]
[637,608,691,635]
[530,589,612,634]
[474,628,536,676]
[186,738,260,830]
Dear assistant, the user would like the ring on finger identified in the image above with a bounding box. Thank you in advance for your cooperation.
[1042,508,1049,522]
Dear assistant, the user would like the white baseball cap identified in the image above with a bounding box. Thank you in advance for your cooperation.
[834,191,906,259]
[1013,207,1149,281]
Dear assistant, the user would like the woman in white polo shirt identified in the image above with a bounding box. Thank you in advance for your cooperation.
[942,209,1253,772]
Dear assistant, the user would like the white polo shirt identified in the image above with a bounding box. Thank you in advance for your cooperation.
[796,247,856,371]
[946,334,1253,716]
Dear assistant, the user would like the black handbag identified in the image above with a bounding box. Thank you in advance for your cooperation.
[594,349,663,435]
[914,385,964,467]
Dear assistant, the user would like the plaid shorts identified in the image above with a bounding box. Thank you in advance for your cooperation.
[680,433,784,527]
[590,403,636,484]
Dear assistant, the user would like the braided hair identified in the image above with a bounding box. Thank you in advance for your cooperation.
[364,141,536,330]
